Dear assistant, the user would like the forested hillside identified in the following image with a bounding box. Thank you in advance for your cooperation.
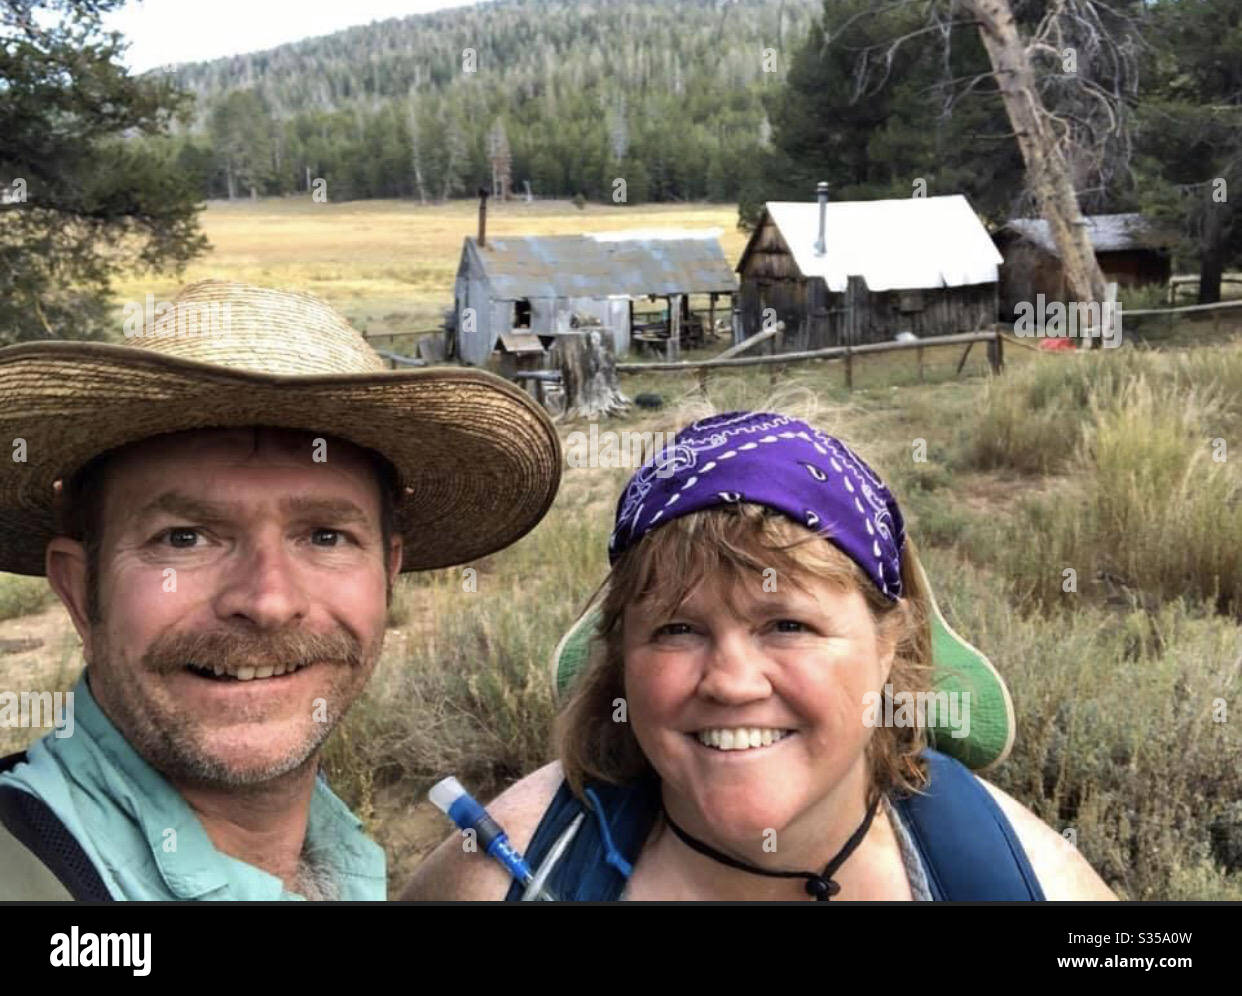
[159,0,818,204]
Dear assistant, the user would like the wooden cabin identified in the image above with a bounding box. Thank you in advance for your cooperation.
[451,228,736,366]
[995,213,1172,319]
[735,189,1002,350]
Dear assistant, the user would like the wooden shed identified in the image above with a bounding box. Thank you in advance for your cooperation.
[451,228,736,366]
[735,189,1002,350]
[995,213,1172,319]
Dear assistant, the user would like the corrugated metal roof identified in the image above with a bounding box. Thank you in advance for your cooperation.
[759,195,1002,292]
[466,231,737,299]
[1004,213,1170,255]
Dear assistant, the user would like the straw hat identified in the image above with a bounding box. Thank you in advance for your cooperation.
[0,280,561,576]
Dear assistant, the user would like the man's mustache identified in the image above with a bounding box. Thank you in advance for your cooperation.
[142,627,363,676]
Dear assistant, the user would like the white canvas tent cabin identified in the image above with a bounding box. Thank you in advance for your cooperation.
[450,225,736,367]
[736,187,1002,350]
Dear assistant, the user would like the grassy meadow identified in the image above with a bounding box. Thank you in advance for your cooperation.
[108,196,752,340]
[4,196,1242,900]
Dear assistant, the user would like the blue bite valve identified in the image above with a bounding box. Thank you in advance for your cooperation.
[429,775,554,898]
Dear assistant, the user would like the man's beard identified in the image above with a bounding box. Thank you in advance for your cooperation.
[87,622,383,790]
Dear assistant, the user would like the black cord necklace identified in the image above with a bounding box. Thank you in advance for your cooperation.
[660,794,882,900]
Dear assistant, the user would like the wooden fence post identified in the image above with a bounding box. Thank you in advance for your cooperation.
[844,276,865,391]
[956,341,975,376]
[769,321,784,386]
[667,294,682,362]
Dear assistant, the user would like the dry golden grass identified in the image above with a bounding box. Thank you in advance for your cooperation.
[110,197,748,338]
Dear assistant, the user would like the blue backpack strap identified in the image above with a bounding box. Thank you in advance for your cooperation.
[893,748,1045,900]
[0,751,114,901]
[504,750,1044,901]
[504,776,661,902]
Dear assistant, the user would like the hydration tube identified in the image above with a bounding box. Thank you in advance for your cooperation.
[428,776,558,901]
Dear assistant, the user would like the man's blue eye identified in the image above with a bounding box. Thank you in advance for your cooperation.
[775,619,808,633]
[312,528,343,546]
[655,622,693,638]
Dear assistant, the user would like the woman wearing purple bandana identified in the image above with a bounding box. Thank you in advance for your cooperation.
[408,412,1114,902]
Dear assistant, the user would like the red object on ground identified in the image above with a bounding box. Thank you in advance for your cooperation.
[1038,338,1078,351]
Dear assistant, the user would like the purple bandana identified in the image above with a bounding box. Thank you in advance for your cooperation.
[608,412,906,600]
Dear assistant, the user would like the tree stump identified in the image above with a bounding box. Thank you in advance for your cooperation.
[552,327,630,420]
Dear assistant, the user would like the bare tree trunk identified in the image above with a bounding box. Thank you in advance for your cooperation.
[553,328,630,420]
[964,0,1109,327]
[409,104,428,205]
[1199,196,1224,305]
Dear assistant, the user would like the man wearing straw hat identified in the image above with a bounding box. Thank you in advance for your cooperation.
[0,280,561,900]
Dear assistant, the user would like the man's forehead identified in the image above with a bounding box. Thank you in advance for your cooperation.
[110,426,372,468]
[94,427,387,519]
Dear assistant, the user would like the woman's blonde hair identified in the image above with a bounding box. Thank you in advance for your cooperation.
[555,503,934,802]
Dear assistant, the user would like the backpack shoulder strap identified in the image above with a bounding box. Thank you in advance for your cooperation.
[893,748,1045,901]
[0,752,113,901]
[0,809,75,901]
[505,753,1045,902]
[504,776,661,902]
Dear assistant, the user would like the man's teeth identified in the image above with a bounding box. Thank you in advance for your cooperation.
[195,661,311,681]
[695,728,793,751]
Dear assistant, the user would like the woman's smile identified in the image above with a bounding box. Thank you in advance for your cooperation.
[691,727,798,751]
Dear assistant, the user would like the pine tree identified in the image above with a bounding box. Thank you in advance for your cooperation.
[0,0,206,343]
[1135,0,1242,303]
[441,111,468,202]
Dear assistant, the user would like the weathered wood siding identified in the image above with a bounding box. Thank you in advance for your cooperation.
[457,274,498,366]
[737,214,805,343]
[739,213,997,346]
[854,283,997,341]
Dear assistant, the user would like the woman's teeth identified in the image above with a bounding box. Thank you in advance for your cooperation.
[695,728,793,751]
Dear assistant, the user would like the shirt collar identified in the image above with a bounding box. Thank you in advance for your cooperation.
[65,673,385,900]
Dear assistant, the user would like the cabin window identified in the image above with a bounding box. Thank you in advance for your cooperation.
[514,298,532,329]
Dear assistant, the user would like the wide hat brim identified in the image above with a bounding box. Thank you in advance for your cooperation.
[0,340,562,576]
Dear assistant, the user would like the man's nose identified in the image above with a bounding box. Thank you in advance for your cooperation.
[696,628,772,704]
[213,530,310,628]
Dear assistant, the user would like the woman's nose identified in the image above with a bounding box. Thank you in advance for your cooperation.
[696,629,772,704]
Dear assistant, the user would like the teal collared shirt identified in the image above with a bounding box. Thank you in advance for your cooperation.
[0,675,386,901]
